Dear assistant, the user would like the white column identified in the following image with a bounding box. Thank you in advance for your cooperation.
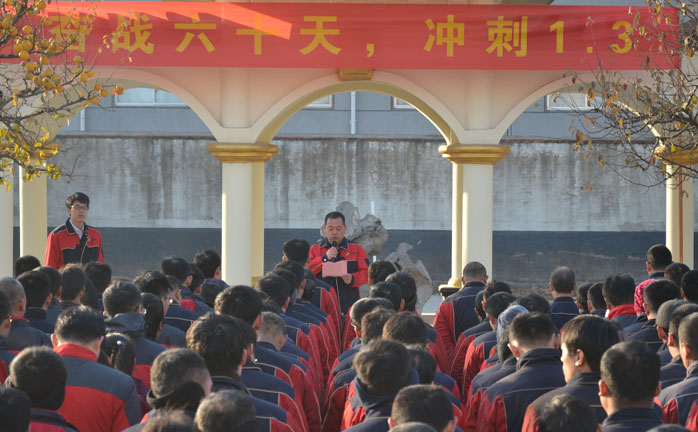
[447,164,463,287]
[462,164,495,274]
[19,170,47,262]
[251,162,265,286]
[666,165,694,267]
[0,169,13,277]
[221,162,253,285]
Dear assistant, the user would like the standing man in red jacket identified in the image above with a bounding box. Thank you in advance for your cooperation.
[309,211,369,315]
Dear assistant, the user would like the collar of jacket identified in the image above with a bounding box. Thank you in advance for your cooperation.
[568,371,601,385]
[352,368,419,410]
[64,218,91,236]
[104,312,146,337]
[319,237,349,250]
[608,304,636,319]
[24,308,47,321]
[516,348,562,370]
[55,343,98,362]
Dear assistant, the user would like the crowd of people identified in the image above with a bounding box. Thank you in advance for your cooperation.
[2,196,698,432]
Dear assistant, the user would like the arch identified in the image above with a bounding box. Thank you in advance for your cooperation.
[253,71,465,145]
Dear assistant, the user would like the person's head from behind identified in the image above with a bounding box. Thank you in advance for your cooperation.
[390,423,437,432]
[255,275,290,311]
[195,390,256,432]
[665,263,690,287]
[282,239,311,267]
[387,272,418,312]
[0,290,11,338]
[142,292,165,340]
[37,266,61,299]
[100,333,136,376]
[368,260,398,287]
[602,274,636,309]
[60,263,85,303]
[474,291,486,321]
[481,280,512,312]
[201,283,223,308]
[383,311,428,347]
[408,348,436,385]
[587,282,605,312]
[517,293,550,316]
[17,270,51,311]
[150,348,212,410]
[161,257,192,286]
[508,313,558,359]
[349,298,382,336]
[389,385,455,432]
[14,255,40,278]
[678,312,698,369]
[681,270,698,302]
[656,299,688,345]
[141,409,198,432]
[84,261,112,296]
[0,387,30,432]
[599,341,660,414]
[10,347,67,410]
[361,308,395,344]
[188,264,204,295]
[102,281,142,317]
[257,311,288,351]
[81,278,99,310]
[462,262,487,284]
[496,304,528,342]
[194,250,222,280]
[668,304,698,356]
[560,315,620,382]
[354,339,412,396]
[537,394,598,432]
[215,285,263,330]
[134,270,173,314]
[323,211,346,244]
[274,261,305,298]
[53,305,106,355]
[643,279,681,318]
[369,281,403,311]
[550,266,576,296]
[186,313,245,379]
[576,283,591,314]
[647,244,673,273]
[0,277,26,317]
[485,292,517,330]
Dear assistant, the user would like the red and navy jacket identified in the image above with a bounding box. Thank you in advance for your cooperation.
[661,355,687,389]
[30,408,79,432]
[607,304,638,328]
[627,319,664,352]
[312,278,343,340]
[287,305,335,381]
[281,339,319,390]
[298,299,340,357]
[463,356,517,432]
[104,313,167,388]
[281,313,324,384]
[309,237,370,314]
[521,372,606,432]
[449,320,492,382]
[45,218,104,269]
[461,330,497,400]
[659,344,673,366]
[601,407,663,431]
[0,335,15,384]
[323,368,357,432]
[24,308,55,335]
[476,348,565,432]
[8,316,51,353]
[686,401,698,431]
[164,303,199,332]
[549,297,579,330]
[56,343,141,432]
[46,299,62,325]
[433,282,486,360]
[342,416,390,432]
[423,318,449,373]
[212,375,293,432]
[660,363,698,425]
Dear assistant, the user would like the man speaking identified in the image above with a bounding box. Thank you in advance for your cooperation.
[309,211,369,314]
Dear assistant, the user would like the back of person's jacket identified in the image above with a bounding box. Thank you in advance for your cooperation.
[157,323,186,348]
[450,321,491,382]
[659,363,698,425]
[550,297,579,330]
[0,336,15,384]
[30,408,79,432]
[601,407,663,431]
[8,317,51,353]
[311,278,342,339]
[45,219,104,269]
[433,282,485,358]
[627,319,663,352]
[463,356,517,432]
[323,369,357,432]
[45,299,62,325]
[24,308,55,334]
[462,330,497,400]
[164,303,199,332]
[660,355,686,389]
[56,343,141,432]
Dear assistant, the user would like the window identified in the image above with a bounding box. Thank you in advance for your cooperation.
[393,97,416,110]
[546,92,595,111]
[115,88,186,106]
[305,95,333,109]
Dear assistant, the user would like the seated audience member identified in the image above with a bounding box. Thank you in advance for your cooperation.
[188,263,212,314]
[53,305,141,432]
[135,270,197,333]
[81,278,100,310]
[84,261,112,302]
[537,394,599,432]
[193,249,227,290]
[518,293,552,316]
[103,281,167,387]
[587,282,607,317]
[549,266,579,330]
[58,264,86,311]
[389,385,456,432]
[599,341,663,431]
[576,283,592,314]
[38,266,63,324]
[142,292,186,348]
[0,290,14,381]
[659,312,698,425]
[0,276,50,351]
[0,387,31,432]
[666,263,691,289]
[195,390,257,432]
[15,254,41,277]
[17,269,55,334]
[369,281,403,311]
[141,410,198,432]
[603,274,638,327]
[342,339,419,430]
[333,297,382,367]
[523,315,621,430]
[165,274,201,327]
[627,279,681,349]
[9,347,78,431]
[635,244,673,315]
[186,313,293,432]
[476,313,565,432]
[101,333,150,414]
[658,301,693,387]
[200,283,223,309]
[162,257,210,315]
[681,270,698,303]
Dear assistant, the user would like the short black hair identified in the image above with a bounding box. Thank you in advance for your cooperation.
[587,282,605,310]
[644,280,681,314]
[324,211,345,225]
[256,275,290,308]
[576,283,592,313]
[193,250,221,279]
[665,263,690,287]
[55,305,106,344]
[482,280,511,302]
[387,272,418,312]
[60,263,85,301]
[142,293,164,340]
[65,192,89,209]
[142,409,197,432]
[561,315,620,373]
[463,262,487,280]
[349,298,382,332]
[0,387,31,432]
[408,348,436,384]
[670,304,698,345]
[161,257,191,284]
[134,271,173,299]
[103,281,142,316]
[497,329,513,362]
[215,285,263,326]
[81,278,99,310]
[274,261,304,293]
[600,341,659,404]
[10,347,66,410]
[369,281,402,311]
[368,260,397,286]
[150,348,210,399]
[517,293,550,315]
[17,270,51,309]
[602,274,636,307]
[37,266,61,296]
[681,270,698,302]
[474,291,485,320]
[657,299,688,333]
[84,261,112,295]
[201,283,223,308]
[509,313,557,348]
[647,244,672,270]
[282,239,311,265]
[354,339,411,396]
[550,267,575,294]
[14,255,40,277]
[186,313,245,377]
[0,290,10,322]
[538,394,598,432]
[383,311,428,346]
[101,333,136,376]
[189,264,204,292]
[485,292,517,320]
[392,385,453,431]
[361,308,395,344]
[679,313,698,361]
[195,390,256,432]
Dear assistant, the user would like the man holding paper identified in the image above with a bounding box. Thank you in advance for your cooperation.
[309,211,370,315]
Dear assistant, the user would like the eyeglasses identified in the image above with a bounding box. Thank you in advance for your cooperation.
[71,205,89,211]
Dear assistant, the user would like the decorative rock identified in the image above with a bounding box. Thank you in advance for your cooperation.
[385,243,434,313]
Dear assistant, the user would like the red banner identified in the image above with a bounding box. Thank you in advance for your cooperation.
[29,2,677,70]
